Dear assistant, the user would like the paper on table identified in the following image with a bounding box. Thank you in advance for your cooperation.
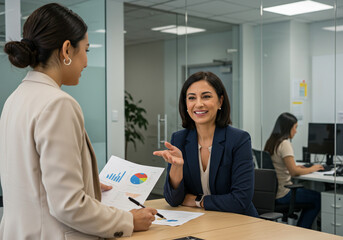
[152,209,204,226]
[312,169,336,176]
[99,156,164,211]
[312,167,337,176]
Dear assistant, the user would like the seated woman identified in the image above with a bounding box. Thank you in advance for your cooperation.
[153,71,258,217]
[264,112,323,228]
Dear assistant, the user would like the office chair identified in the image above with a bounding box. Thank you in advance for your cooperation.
[252,149,275,169]
[253,169,283,221]
[253,169,313,224]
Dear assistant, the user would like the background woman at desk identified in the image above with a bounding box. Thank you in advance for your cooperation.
[264,112,323,228]
[154,71,258,217]
[0,3,156,239]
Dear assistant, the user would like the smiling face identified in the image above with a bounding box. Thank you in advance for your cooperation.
[186,80,223,128]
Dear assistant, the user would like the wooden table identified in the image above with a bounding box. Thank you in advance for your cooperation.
[123,198,342,240]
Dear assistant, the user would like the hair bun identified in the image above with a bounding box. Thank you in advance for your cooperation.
[4,40,37,68]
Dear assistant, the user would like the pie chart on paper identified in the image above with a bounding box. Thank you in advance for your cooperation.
[130,173,148,184]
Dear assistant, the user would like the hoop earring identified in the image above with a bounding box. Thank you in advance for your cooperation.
[63,58,72,66]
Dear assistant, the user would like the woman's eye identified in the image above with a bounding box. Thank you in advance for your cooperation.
[203,95,212,99]
[187,96,196,100]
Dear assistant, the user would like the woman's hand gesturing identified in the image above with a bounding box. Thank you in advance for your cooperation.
[153,141,184,166]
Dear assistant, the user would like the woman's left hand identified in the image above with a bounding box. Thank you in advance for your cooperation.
[182,193,197,207]
[100,183,112,192]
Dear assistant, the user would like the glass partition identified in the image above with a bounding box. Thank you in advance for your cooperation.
[124,3,184,196]
[0,0,107,171]
[63,0,107,171]
[259,0,339,234]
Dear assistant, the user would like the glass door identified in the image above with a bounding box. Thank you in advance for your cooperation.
[124,3,184,196]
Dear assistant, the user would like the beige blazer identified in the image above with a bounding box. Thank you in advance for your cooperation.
[0,71,133,239]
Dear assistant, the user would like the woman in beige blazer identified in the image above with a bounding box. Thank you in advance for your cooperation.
[0,3,156,240]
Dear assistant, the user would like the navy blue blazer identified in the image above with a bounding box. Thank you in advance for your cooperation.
[164,126,259,217]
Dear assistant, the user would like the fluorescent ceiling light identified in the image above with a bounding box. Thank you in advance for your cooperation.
[162,26,205,35]
[95,29,106,33]
[151,25,176,31]
[152,25,205,35]
[89,44,102,48]
[323,25,343,32]
[263,1,333,16]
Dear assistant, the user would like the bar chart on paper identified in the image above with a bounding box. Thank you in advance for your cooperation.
[106,171,126,183]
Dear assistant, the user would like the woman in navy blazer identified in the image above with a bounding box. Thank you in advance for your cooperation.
[154,72,258,217]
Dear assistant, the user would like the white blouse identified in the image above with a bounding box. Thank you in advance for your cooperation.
[198,144,212,196]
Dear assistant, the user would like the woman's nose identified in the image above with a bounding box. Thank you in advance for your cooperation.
[195,99,204,107]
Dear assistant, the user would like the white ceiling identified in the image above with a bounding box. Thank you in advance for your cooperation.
[124,0,340,45]
[124,0,340,25]
[0,0,341,45]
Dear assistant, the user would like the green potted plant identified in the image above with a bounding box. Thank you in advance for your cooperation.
[124,90,149,159]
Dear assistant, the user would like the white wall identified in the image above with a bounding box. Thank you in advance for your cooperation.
[290,21,311,159]
[261,21,292,152]
[310,20,343,124]
[106,0,125,159]
[240,24,261,149]
[242,20,311,160]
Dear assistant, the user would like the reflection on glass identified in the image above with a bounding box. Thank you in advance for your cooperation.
[260,0,338,235]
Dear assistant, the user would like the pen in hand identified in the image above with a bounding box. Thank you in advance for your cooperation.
[128,197,166,219]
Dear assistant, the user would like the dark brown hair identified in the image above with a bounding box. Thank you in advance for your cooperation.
[179,71,231,129]
[4,3,87,68]
[264,112,298,155]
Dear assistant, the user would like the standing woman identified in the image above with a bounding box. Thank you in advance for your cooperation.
[154,71,258,217]
[264,112,323,228]
[0,3,156,239]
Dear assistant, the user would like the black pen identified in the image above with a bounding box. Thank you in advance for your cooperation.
[128,197,166,219]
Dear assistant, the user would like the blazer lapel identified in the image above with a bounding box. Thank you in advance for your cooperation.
[185,129,203,194]
[85,132,102,201]
[209,127,226,193]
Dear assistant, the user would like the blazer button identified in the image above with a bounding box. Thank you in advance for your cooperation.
[113,231,123,238]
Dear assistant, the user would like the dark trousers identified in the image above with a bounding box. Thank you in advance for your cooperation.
[276,188,321,229]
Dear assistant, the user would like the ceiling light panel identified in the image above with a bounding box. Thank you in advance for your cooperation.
[323,25,343,32]
[161,26,206,35]
[263,1,333,16]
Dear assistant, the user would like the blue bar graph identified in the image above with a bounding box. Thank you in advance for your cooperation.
[106,171,126,183]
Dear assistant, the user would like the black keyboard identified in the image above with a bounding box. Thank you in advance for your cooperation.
[318,165,334,172]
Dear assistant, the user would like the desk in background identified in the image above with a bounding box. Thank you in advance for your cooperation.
[294,173,343,236]
[121,198,341,240]
[295,172,343,184]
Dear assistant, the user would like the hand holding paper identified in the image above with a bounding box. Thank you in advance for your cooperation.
[99,156,164,211]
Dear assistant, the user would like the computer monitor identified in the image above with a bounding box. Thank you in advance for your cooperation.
[308,123,343,165]
[337,124,343,156]
[308,123,335,165]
